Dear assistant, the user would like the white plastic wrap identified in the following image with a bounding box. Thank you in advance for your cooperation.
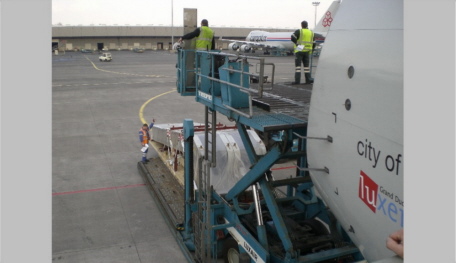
[193,129,266,194]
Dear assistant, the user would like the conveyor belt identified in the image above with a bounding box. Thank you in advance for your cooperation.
[138,158,185,226]
[138,159,196,263]
[251,82,312,122]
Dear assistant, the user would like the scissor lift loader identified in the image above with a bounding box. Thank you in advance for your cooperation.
[139,49,365,263]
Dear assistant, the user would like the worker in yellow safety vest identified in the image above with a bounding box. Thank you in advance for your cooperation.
[291,20,314,84]
[178,19,215,51]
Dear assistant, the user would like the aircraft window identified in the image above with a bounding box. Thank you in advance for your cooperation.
[348,65,355,79]
[345,99,351,111]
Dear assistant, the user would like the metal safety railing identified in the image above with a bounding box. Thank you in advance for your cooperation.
[254,62,275,90]
[177,49,276,119]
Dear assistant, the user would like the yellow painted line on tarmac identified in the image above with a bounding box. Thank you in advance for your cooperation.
[84,55,167,78]
[139,90,176,124]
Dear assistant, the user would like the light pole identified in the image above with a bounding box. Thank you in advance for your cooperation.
[171,0,174,45]
[312,2,320,29]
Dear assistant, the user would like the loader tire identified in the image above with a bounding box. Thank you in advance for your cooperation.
[222,237,239,263]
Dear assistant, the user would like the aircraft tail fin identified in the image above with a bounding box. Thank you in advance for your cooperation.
[314,0,341,35]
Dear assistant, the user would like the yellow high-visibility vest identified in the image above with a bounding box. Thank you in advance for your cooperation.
[294,28,314,53]
[196,26,214,50]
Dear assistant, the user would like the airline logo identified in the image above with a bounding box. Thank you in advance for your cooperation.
[248,35,290,42]
[322,11,334,27]
[358,170,378,212]
[249,35,267,42]
[358,170,404,227]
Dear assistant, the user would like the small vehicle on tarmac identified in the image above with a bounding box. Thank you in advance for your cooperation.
[99,53,112,62]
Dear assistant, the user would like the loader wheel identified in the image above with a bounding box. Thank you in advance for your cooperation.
[222,237,239,263]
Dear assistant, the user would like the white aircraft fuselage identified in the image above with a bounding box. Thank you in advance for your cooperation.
[307,0,403,261]
[245,30,294,50]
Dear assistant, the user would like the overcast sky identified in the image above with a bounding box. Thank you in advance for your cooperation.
[52,0,334,29]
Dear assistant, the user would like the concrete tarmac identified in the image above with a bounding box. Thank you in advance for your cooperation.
[52,50,307,262]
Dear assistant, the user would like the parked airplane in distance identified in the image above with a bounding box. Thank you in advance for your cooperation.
[222,31,294,55]
[221,0,340,55]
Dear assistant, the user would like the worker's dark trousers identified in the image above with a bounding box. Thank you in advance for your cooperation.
[294,51,312,84]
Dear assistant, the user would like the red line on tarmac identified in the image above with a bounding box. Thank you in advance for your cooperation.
[52,183,146,196]
[54,167,295,196]
[271,166,296,171]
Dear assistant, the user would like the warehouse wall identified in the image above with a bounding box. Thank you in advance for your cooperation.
[52,26,293,51]
[52,37,177,51]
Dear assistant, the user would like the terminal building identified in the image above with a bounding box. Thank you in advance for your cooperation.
[51,25,292,52]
